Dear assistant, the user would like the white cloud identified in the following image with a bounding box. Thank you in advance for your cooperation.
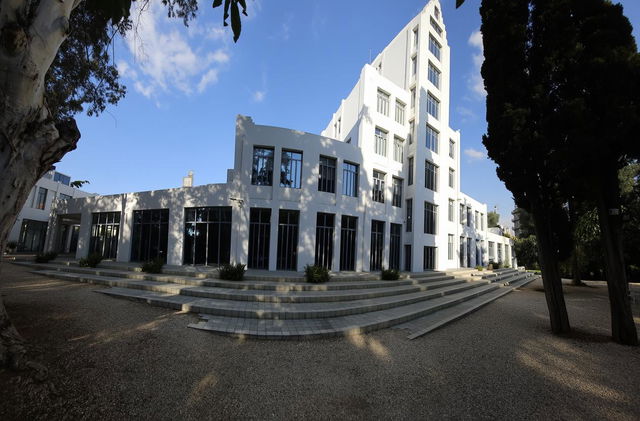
[464,147,486,162]
[467,29,486,98]
[456,105,477,122]
[121,2,230,100]
[252,90,266,103]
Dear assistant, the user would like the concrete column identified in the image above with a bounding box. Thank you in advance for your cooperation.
[75,209,92,259]
[268,207,279,271]
[116,194,132,262]
[167,203,184,266]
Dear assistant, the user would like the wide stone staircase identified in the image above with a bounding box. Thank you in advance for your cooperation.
[13,261,539,339]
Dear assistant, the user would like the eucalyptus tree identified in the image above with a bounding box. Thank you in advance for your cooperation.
[0,0,249,369]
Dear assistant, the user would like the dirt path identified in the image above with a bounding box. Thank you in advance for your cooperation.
[1,263,639,420]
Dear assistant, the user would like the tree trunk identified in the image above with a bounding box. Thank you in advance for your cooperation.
[531,198,571,334]
[0,0,83,368]
[596,172,638,346]
[570,247,584,286]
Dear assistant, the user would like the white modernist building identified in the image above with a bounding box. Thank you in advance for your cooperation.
[8,169,92,253]
[45,0,514,272]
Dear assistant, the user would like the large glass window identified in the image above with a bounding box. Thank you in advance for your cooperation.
[377,89,390,116]
[395,100,405,125]
[406,198,413,232]
[372,170,385,203]
[248,208,271,269]
[429,35,441,60]
[423,246,436,270]
[404,244,412,271]
[342,161,359,197]
[428,62,441,88]
[424,202,437,235]
[35,187,47,210]
[425,160,438,192]
[426,125,439,153]
[370,220,385,271]
[318,156,336,193]
[131,209,169,263]
[393,136,404,163]
[374,127,388,156]
[448,199,455,222]
[410,87,416,109]
[392,177,403,207]
[340,215,358,271]
[183,207,232,265]
[18,219,48,252]
[449,168,455,188]
[427,93,440,120]
[277,210,299,270]
[251,147,274,186]
[408,157,414,185]
[448,234,454,260]
[390,224,402,271]
[89,212,121,259]
[315,213,335,269]
[53,172,71,186]
[409,120,415,144]
[280,150,302,188]
[430,17,442,36]
[449,139,455,158]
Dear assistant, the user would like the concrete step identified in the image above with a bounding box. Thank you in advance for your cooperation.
[396,275,540,339]
[187,282,504,338]
[94,278,496,320]
[33,269,470,304]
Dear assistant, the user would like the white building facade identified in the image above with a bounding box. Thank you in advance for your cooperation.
[45,0,514,271]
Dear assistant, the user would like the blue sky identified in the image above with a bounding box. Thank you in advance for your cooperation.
[58,0,640,227]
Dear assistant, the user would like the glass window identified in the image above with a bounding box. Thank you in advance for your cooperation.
[406,198,413,232]
[408,156,414,185]
[426,124,439,153]
[434,6,440,20]
[411,56,417,76]
[449,139,455,158]
[430,17,442,36]
[409,120,415,144]
[318,156,337,193]
[390,224,402,270]
[315,213,335,269]
[277,210,300,270]
[449,168,455,188]
[370,220,385,271]
[89,211,121,259]
[448,234,454,260]
[424,202,437,234]
[132,209,169,263]
[184,207,232,265]
[475,211,480,228]
[248,208,271,269]
[374,127,388,156]
[53,172,71,186]
[251,147,274,186]
[467,206,472,227]
[448,199,455,222]
[58,193,72,201]
[395,100,405,125]
[340,215,358,271]
[460,204,465,225]
[410,87,416,109]
[428,62,441,88]
[393,136,404,163]
[392,177,403,207]
[429,35,441,60]
[425,160,438,191]
[413,27,419,48]
[280,150,302,189]
[424,246,436,270]
[372,170,385,203]
[427,93,440,119]
[35,187,47,210]
[342,161,359,197]
[377,89,390,116]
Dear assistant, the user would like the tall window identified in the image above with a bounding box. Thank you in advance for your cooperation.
[395,100,405,125]
[427,93,440,119]
[409,120,415,144]
[318,156,336,193]
[404,244,412,271]
[424,246,436,270]
[406,198,413,232]
[372,170,385,203]
[448,199,455,222]
[58,193,72,201]
[449,168,455,188]
[89,212,120,259]
[377,89,390,116]
[340,216,358,271]
[434,6,440,20]
[449,139,455,158]
[315,213,335,269]
[342,161,359,197]
[248,208,271,269]
[480,213,485,230]
[335,118,341,137]
[498,243,503,262]
[460,204,465,225]
[183,207,232,266]
[131,209,169,263]
[251,147,274,186]
[448,234,454,260]
[426,125,439,153]
[410,87,416,109]
[374,127,388,156]
[489,241,495,261]
[35,187,47,210]
[392,177,403,207]
[370,220,385,271]
[413,27,419,49]
[428,62,441,88]
[425,160,438,191]
[424,202,437,234]
[408,156,414,185]
[429,35,441,60]
[430,17,442,36]
[475,211,480,228]
[393,136,404,163]
[467,206,472,227]
[277,210,299,270]
[411,55,417,76]
[280,150,302,188]
[18,219,47,252]
[389,224,402,270]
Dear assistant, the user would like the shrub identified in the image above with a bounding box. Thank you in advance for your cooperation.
[381,268,400,280]
[5,241,18,252]
[141,257,164,274]
[488,260,501,270]
[304,264,330,283]
[79,253,103,268]
[34,251,58,263]
[475,265,484,271]
[218,263,246,281]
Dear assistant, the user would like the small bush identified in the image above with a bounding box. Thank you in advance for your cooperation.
[381,268,400,280]
[6,241,18,252]
[475,265,484,271]
[141,257,164,274]
[218,263,246,281]
[34,251,58,263]
[304,264,330,283]
[79,252,103,268]
[488,260,502,270]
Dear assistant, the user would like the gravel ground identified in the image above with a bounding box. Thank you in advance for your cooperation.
[0,263,639,421]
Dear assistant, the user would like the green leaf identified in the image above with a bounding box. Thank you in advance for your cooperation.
[230,0,241,42]
[456,0,466,8]
[212,0,223,8]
